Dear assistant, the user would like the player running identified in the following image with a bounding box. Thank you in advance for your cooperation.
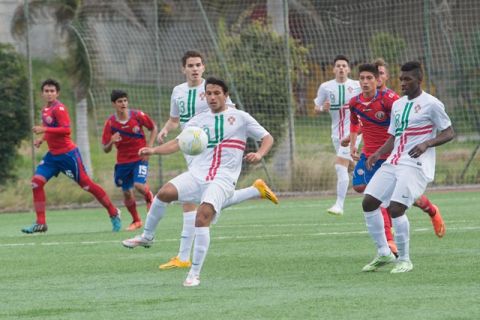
[22,79,121,234]
[102,90,158,231]
[314,55,361,215]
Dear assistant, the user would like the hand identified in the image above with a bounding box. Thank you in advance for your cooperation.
[34,139,43,148]
[350,146,360,161]
[323,101,331,112]
[366,153,380,170]
[408,142,429,158]
[244,152,262,163]
[340,135,350,147]
[157,129,168,144]
[139,147,155,156]
[111,132,121,143]
[314,105,323,114]
[32,126,45,134]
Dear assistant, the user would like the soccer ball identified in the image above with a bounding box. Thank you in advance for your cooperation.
[177,126,208,156]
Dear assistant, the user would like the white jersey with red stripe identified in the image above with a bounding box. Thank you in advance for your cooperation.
[314,78,360,140]
[387,91,452,181]
[183,107,269,183]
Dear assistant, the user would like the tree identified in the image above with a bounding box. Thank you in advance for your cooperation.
[0,43,29,185]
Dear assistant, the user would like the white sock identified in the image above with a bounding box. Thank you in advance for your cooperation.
[143,197,167,240]
[222,186,260,209]
[335,164,349,209]
[364,208,390,256]
[392,215,410,261]
[190,227,210,276]
[178,211,196,261]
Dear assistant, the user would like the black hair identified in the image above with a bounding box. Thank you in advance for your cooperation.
[111,89,128,102]
[182,50,205,67]
[41,78,60,91]
[358,63,379,77]
[205,77,229,94]
[333,54,349,65]
[401,61,423,80]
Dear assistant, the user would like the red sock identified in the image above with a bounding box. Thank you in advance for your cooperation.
[79,176,117,217]
[32,175,47,224]
[381,206,394,242]
[414,195,436,217]
[143,184,154,211]
[124,198,141,222]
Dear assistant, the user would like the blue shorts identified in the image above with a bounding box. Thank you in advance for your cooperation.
[352,153,386,187]
[35,148,87,183]
[114,160,149,191]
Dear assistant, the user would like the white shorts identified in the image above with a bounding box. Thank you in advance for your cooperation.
[364,163,429,208]
[169,171,235,222]
[332,136,362,161]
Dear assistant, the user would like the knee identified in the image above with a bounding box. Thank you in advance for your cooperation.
[123,190,134,200]
[195,203,215,227]
[133,183,145,193]
[362,195,381,212]
[31,175,46,189]
[388,202,407,218]
[157,183,177,203]
[353,185,366,193]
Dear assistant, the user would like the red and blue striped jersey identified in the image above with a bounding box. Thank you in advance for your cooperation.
[102,109,155,164]
[41,100,76,155]
[349,88,399,158]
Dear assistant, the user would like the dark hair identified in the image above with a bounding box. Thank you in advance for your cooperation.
[41,78,60,91]
[205,77,229,94]
[111,89,128,102]
[401,61,423,80]
[358,63,379,77]
[182,50,204,67]
[333,54,349,65]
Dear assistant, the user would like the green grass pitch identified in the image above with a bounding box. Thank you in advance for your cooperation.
[0,191,479,319]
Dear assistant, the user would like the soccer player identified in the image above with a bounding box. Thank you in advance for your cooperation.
[102,90,158,231]
[22,79,121,234]
[360,61,454,273]
[375,58,446,238]
[314,55,361,215]
[348,63,400,255]
[126,77,274,286]
[132,51,277,270]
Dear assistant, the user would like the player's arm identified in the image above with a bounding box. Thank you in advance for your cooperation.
[157,117,180,144]
[244,134,274,163]
[408,126,454,158]
[366,135,395,169]
[139,138,179,156]
[314,85,330,113]
[147,122,159,148]
[349,103,361,160]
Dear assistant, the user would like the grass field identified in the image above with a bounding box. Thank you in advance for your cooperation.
[1,191,479,319]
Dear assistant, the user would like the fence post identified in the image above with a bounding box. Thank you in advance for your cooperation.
[24,0,35,175]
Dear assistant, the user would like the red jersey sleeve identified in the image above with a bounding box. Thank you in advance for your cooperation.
[383,90,400,111]
[101,118,113,145]
[349,97,361,133]
[45,105,71,135]
[136,110,155,131]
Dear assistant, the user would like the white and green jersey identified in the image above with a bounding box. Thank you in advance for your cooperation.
[387,91,452,181]
[170,79,233,130]
[184,107,269,183]
[314,78,360,140]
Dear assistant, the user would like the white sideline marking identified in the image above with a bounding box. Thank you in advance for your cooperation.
[1,225,478,248]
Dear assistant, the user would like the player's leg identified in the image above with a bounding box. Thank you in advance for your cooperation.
[22,153,56,233]
[159,202,196,270]
[361,165,397,271]
[132,160,153,211]
[414,194,445,238]
[184,178,233,287]
[115,163,142,231]
[328,156,350,216]
[388,166,428,273]
[68,149,120,231]
[222,179,278,209]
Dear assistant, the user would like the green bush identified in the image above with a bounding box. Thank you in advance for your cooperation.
[0,43,29,185]
[208,19,308,156]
